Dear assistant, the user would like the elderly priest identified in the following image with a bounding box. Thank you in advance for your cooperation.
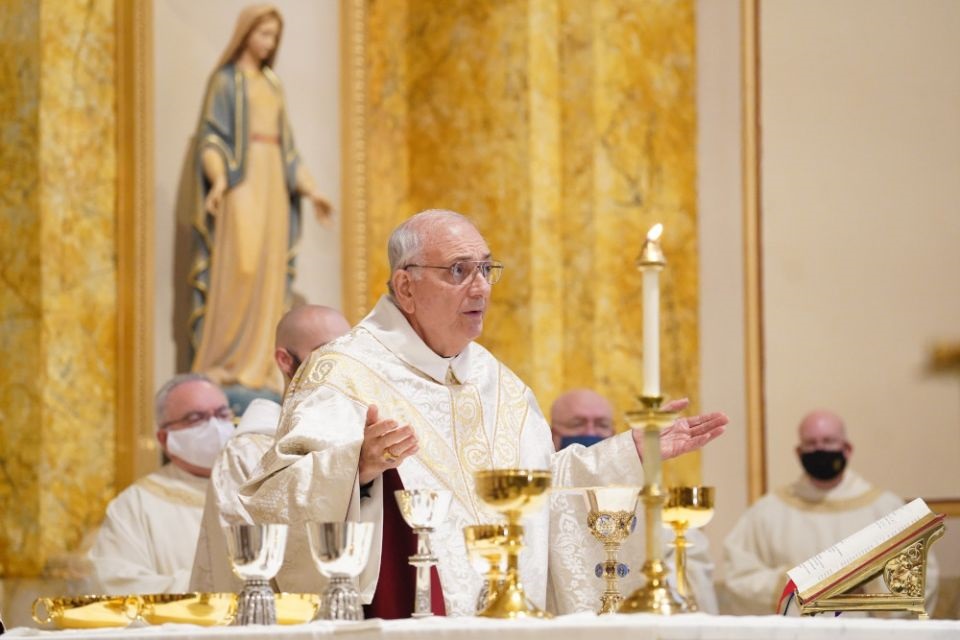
[241,209,728,616]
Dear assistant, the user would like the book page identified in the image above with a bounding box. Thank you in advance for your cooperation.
[786,498,931,594]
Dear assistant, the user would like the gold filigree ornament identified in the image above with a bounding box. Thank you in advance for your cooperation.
[883,541,925,598]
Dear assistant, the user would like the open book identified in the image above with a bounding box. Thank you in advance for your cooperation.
[781,498,944,613]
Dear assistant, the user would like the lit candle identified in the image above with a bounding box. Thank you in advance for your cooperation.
[638,224,666,398]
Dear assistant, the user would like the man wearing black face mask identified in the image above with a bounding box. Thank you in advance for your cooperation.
[721,410,939,615]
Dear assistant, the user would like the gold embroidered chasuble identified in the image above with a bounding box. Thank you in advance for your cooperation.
[240,296,665,615]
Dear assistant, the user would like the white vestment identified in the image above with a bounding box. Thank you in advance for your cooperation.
[241,296,715,615]
[89,463,207,595]
[722,470,939,614]
[190,398,281,592]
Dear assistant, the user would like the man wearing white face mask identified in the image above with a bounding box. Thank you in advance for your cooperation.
[89,373,233,594]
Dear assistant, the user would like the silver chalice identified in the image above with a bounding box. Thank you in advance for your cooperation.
[395,489,452,617]
[225,523,289,625]
[306,521,374,621]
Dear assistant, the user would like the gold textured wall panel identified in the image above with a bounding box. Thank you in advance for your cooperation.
[0,0,117,576]
[345,0,699,482]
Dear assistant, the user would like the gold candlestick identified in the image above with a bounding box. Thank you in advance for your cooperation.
[618,396,687,614]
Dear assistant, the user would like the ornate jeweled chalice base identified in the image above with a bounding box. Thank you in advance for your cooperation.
[474,469,552,619]
[584,486,641,614]
[662,486,715,611]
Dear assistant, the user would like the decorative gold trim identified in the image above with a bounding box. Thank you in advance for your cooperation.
[341,0,369,324]
[136,475,206,508]
[773,485,884,513]
[116,0,158,489]
[741,0,766,504]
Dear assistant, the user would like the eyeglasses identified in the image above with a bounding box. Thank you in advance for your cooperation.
[556,418,615,433]
[404,260,504,286]
[161,405,234,430]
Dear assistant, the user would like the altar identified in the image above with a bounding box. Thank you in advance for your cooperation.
[7,613,960,640]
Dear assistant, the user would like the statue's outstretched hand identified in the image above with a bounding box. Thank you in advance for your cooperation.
[308,191,334,228]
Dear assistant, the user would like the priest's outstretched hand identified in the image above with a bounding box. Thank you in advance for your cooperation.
[631,397,729,461]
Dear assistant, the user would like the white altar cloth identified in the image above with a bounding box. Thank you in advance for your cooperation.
[7,613,960,640]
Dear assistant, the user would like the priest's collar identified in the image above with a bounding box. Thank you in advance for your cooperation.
[363,296,473,385]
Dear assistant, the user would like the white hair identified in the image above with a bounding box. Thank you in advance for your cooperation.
[386,209,473,296]
[154,372,214,428]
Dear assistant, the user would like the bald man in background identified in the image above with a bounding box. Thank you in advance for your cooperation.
[550,389,616,450]
[722,409,939,615]
[190,304,351,591]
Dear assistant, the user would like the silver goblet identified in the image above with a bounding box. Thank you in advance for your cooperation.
[306,521,374,621]
[225,523,289,625]
[395,489,452,617]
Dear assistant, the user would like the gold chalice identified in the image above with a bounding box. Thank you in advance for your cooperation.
[662,486,715,611]
[463,524,510,613]
[583,486,641,614]
[474,468,552,619]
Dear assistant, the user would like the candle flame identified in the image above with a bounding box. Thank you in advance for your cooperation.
[647,223,663,242]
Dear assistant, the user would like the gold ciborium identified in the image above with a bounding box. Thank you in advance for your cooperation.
[474,468,552,619]
[463,524,510,613]
[583,486,641,614]
[662,486,715,611]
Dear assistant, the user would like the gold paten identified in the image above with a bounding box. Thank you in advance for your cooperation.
[796,513,945,619]
[662,486,715,611]
[32,592,321,628]
[474,469,552,619]
[138,593,236,626]
[619,396,688,614]
[32,595,140,629]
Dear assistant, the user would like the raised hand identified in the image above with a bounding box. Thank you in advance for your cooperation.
[357,404,419,485]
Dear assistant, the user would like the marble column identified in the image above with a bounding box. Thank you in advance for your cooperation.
[0,0,117,586]
[344,0,700,483]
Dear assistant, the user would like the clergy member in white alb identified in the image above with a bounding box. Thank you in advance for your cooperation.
[89,374,234,594]
[190,305,350,592]
[240,209,729,617]
[722,409,939,614]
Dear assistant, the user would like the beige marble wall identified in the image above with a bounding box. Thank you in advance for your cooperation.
[348,0,700,481]
[0,0,117,582]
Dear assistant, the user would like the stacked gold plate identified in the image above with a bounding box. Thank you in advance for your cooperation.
[32,592,321,629]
